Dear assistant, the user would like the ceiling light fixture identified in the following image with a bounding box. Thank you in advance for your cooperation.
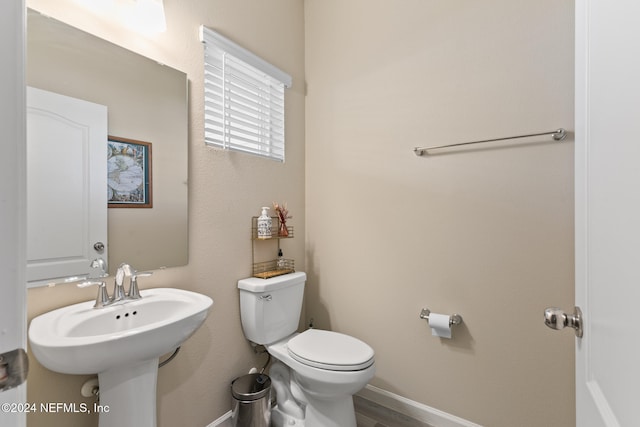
[75,0,166,34]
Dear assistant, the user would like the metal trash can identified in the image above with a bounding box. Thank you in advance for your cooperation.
[231,373,272,427]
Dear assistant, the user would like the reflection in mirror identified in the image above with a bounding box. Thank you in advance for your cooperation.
[27,9,188,284]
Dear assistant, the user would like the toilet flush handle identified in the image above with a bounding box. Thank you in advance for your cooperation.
[260,295,272,301]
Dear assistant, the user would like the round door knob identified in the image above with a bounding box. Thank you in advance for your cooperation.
[93,242,105,253]
[544,307,567,330]
[544,306,583,338]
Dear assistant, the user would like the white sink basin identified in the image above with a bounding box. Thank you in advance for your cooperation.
[28,287,213,427]
[29,287,212,374]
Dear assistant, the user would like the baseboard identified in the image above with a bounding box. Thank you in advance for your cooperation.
[207,386,481,427]
[356,385,483,427]
[206,410,232,427]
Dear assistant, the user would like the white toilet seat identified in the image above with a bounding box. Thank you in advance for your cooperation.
[287,329,375,371]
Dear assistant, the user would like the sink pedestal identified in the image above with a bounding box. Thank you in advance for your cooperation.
[98,358,159,427]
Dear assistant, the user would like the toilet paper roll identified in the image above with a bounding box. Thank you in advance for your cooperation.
[429,313,452,339]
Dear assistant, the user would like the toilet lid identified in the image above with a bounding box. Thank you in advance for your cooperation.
[287,329,375,371]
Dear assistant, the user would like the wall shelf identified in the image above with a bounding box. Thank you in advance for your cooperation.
[251,216,294,240]
[251,216,294,279]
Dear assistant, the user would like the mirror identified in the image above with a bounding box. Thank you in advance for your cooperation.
[27,9,188,282]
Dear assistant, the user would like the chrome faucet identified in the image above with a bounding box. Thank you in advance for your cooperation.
[112,263,133,303]
[78,263,153,308]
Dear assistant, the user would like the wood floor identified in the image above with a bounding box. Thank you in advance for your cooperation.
[354,395,434,427]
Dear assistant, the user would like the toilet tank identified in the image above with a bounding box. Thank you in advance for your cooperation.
[238,272,306,345]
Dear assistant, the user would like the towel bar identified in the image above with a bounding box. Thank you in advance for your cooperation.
[414,128,567,156]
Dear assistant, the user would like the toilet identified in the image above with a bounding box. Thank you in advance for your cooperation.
[238,272,375,427]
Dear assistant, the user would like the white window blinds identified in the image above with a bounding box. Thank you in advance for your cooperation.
[200,26,292,162]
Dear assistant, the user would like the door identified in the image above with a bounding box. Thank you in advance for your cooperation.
[0,2,27,426]
[574,0,640,425]
[26,87,108,285]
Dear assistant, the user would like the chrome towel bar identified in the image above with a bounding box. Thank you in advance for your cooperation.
[413,128,567,156]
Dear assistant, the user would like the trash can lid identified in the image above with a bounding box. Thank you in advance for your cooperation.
[231,373,271,401]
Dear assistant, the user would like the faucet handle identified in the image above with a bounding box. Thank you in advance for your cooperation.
[128,271,153,300]
[77,280,111,308]
[132,271,153,278]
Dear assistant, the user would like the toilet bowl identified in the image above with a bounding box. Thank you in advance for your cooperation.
[238,272,375,427]
[268,329,375,426]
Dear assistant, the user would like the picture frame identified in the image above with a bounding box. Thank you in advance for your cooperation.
[107,136,153,208]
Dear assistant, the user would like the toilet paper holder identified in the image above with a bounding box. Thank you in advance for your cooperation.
[419,308,463,327]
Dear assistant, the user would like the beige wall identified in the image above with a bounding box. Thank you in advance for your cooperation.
[304,1,575,427]
[25,0,305,426]
[24,0,576,426]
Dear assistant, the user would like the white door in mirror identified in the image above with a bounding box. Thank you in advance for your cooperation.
[26,87,108,285]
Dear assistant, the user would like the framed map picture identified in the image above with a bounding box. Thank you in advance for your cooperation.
[107,136,152,208]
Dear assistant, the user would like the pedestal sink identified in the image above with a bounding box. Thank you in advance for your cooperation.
[28,288,213,427]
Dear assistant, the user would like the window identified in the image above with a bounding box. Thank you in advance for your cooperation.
[200,26,292,162]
